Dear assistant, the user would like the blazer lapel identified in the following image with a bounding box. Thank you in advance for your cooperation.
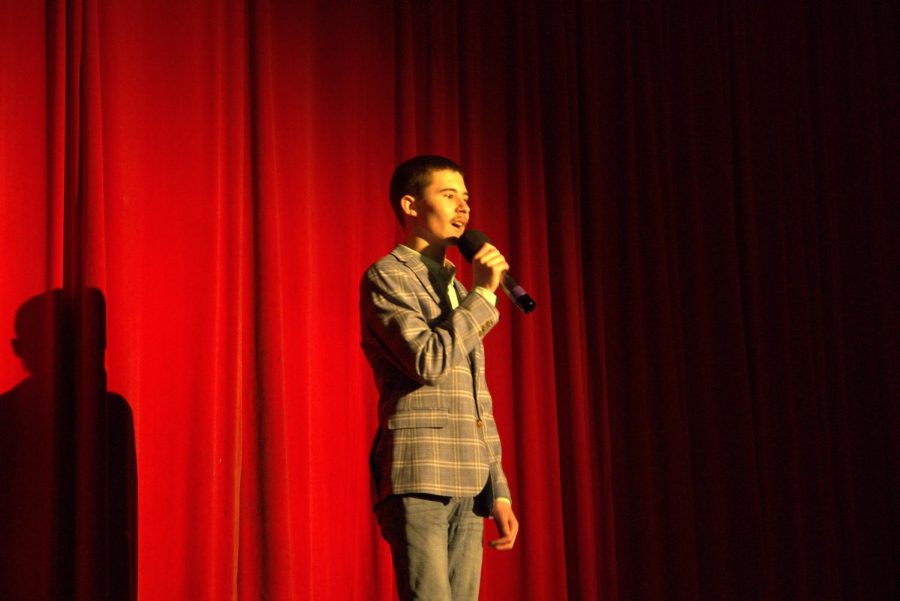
[452,279,467,303]
[451,279,480,379]
[390,245,442,305]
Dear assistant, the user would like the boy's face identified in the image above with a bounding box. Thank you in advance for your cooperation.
[404,169,470,247]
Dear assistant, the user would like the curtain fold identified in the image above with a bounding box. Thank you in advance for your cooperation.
[0,1,897,599]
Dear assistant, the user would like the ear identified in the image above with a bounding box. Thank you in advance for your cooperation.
[400,194,418,218]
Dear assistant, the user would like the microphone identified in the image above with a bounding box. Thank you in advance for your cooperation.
[457,230,536,314]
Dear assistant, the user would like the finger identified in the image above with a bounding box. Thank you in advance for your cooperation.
[476,254,503,269]
[489,533,511,545]
[488,259,510,272]
[472,243,497,261]
[480,254,508,270]
[474,248,507,267]
[489,535,515,550]
[479,250,504,264]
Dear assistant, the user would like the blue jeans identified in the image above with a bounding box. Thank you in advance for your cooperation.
[378,494,484,601]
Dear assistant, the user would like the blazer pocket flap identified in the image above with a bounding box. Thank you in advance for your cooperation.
[387,409,449,430]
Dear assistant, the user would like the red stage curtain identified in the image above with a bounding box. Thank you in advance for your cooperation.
[0,1,896,600]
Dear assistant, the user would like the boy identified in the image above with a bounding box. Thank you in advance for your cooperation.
[360,156,519,600]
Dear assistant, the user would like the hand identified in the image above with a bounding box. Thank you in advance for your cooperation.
[488,501,519,551]
[472,243,510,293]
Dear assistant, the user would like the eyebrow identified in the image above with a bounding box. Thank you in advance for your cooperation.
[439,188,470,198]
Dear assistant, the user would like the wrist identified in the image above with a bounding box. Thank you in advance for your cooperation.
[474,286,497,306]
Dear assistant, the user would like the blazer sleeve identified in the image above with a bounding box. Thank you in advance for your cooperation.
[362,261,499,386]
[490,462,512,502]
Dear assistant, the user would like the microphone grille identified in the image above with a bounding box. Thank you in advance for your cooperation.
[458,230,490,262]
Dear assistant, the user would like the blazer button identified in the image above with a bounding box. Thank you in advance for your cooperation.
[476,419,484,428]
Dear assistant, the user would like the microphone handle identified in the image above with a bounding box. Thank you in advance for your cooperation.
[500,273,536,314]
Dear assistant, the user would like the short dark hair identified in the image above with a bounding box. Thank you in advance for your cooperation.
[389,155,464,223]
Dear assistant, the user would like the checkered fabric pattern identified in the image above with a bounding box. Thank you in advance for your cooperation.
[361,245,511,511]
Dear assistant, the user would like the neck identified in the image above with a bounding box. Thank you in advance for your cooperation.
[404,235,447,264]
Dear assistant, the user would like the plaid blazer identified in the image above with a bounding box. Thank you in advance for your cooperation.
[360,244,511,513]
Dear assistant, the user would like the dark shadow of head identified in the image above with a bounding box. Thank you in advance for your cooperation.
[11,288,63,378]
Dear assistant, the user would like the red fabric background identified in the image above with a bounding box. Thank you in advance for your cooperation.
[0,1,897,599]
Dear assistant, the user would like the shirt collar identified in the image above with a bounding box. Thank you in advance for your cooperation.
[402,244,457,285]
